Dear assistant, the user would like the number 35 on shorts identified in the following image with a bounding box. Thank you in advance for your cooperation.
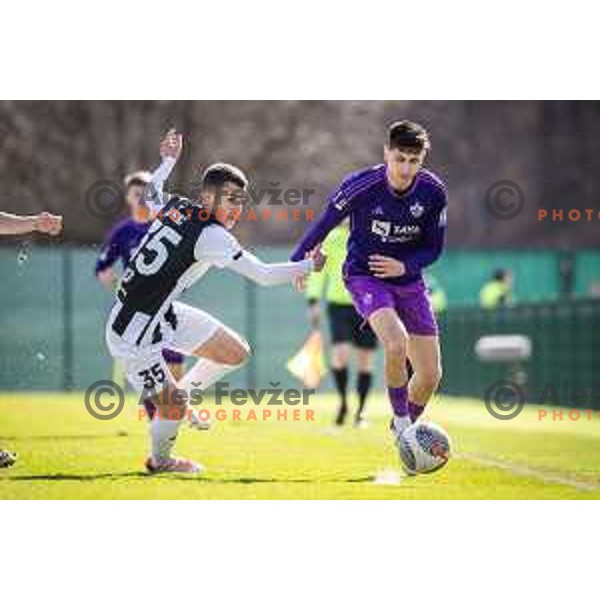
[138,362,166,388]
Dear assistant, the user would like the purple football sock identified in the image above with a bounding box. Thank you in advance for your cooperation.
[388,386,408,418]
[409,401,425,423]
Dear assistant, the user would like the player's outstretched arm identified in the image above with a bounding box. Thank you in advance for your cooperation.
[227,248,325,286]
[0,212,37,235]
[196,224,325,286]
[142,128,182,214]
[0,211,62,236]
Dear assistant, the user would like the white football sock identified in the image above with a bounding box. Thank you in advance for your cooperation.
[179,357,243,393]
[393,415,411,437]
[150,417,183,460]
[149,355,247,458]
[179,358,245,428]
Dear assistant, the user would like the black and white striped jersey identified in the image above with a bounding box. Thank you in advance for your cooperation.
[106,155,313,349]
[109,195,241,347]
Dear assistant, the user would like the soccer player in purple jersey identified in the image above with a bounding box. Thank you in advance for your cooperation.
[291,120,447,454]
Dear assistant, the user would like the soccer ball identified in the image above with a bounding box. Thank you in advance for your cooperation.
[398,422,451,475]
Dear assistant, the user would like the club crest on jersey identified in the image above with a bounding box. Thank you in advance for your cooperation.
[410,202,425,218]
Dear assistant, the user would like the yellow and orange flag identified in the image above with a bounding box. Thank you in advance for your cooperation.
[286,330,327,389]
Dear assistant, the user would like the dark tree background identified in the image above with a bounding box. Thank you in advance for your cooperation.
[1,100,599,248]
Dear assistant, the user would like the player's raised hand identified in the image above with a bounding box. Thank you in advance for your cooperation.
[35,212,63,236]
[368,254,406,278]
[160,128,183,162]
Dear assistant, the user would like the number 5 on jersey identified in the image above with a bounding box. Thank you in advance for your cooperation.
[136,225,183,275]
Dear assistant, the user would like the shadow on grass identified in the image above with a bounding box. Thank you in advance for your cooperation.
[1,434,132,441]
[8,472,148,481]
[209,476,374,484]
[6,473,376,484]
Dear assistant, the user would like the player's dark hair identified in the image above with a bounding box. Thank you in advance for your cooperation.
[124,170,152,190]
[201,163,248,190]
[387,120,431,154]
[126,177,148,190]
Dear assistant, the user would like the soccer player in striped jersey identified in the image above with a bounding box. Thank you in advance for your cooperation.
[105,130,325,474]
[95,169,187,418]
[291,121,447,462]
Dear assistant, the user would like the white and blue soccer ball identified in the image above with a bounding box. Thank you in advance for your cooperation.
[399,422,451,475]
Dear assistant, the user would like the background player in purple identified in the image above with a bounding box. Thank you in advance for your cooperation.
[95,171,186,384]
[291,120,447,455]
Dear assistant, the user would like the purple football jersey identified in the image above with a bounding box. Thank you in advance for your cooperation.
[95,218,148,274]
[291,164,447,285]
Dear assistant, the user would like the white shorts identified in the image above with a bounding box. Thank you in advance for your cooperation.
[106,301,223,391]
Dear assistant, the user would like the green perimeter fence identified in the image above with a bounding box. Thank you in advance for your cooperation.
[439,300,600,409]
[0,245,599,408]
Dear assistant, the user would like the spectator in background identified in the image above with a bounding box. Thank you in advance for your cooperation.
[480,268,513,309]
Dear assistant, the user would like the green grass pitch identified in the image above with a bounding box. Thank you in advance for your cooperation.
[1,391,600,499]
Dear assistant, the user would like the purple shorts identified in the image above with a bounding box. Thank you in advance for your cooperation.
[345,276,438,337]
[162,348,185,364]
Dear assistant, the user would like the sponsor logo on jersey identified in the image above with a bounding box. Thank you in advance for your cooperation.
[371,219,421,243]
[371,219,391,237]
[394,224,421,235]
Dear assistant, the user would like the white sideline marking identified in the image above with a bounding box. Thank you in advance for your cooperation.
[460,452,599,492]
